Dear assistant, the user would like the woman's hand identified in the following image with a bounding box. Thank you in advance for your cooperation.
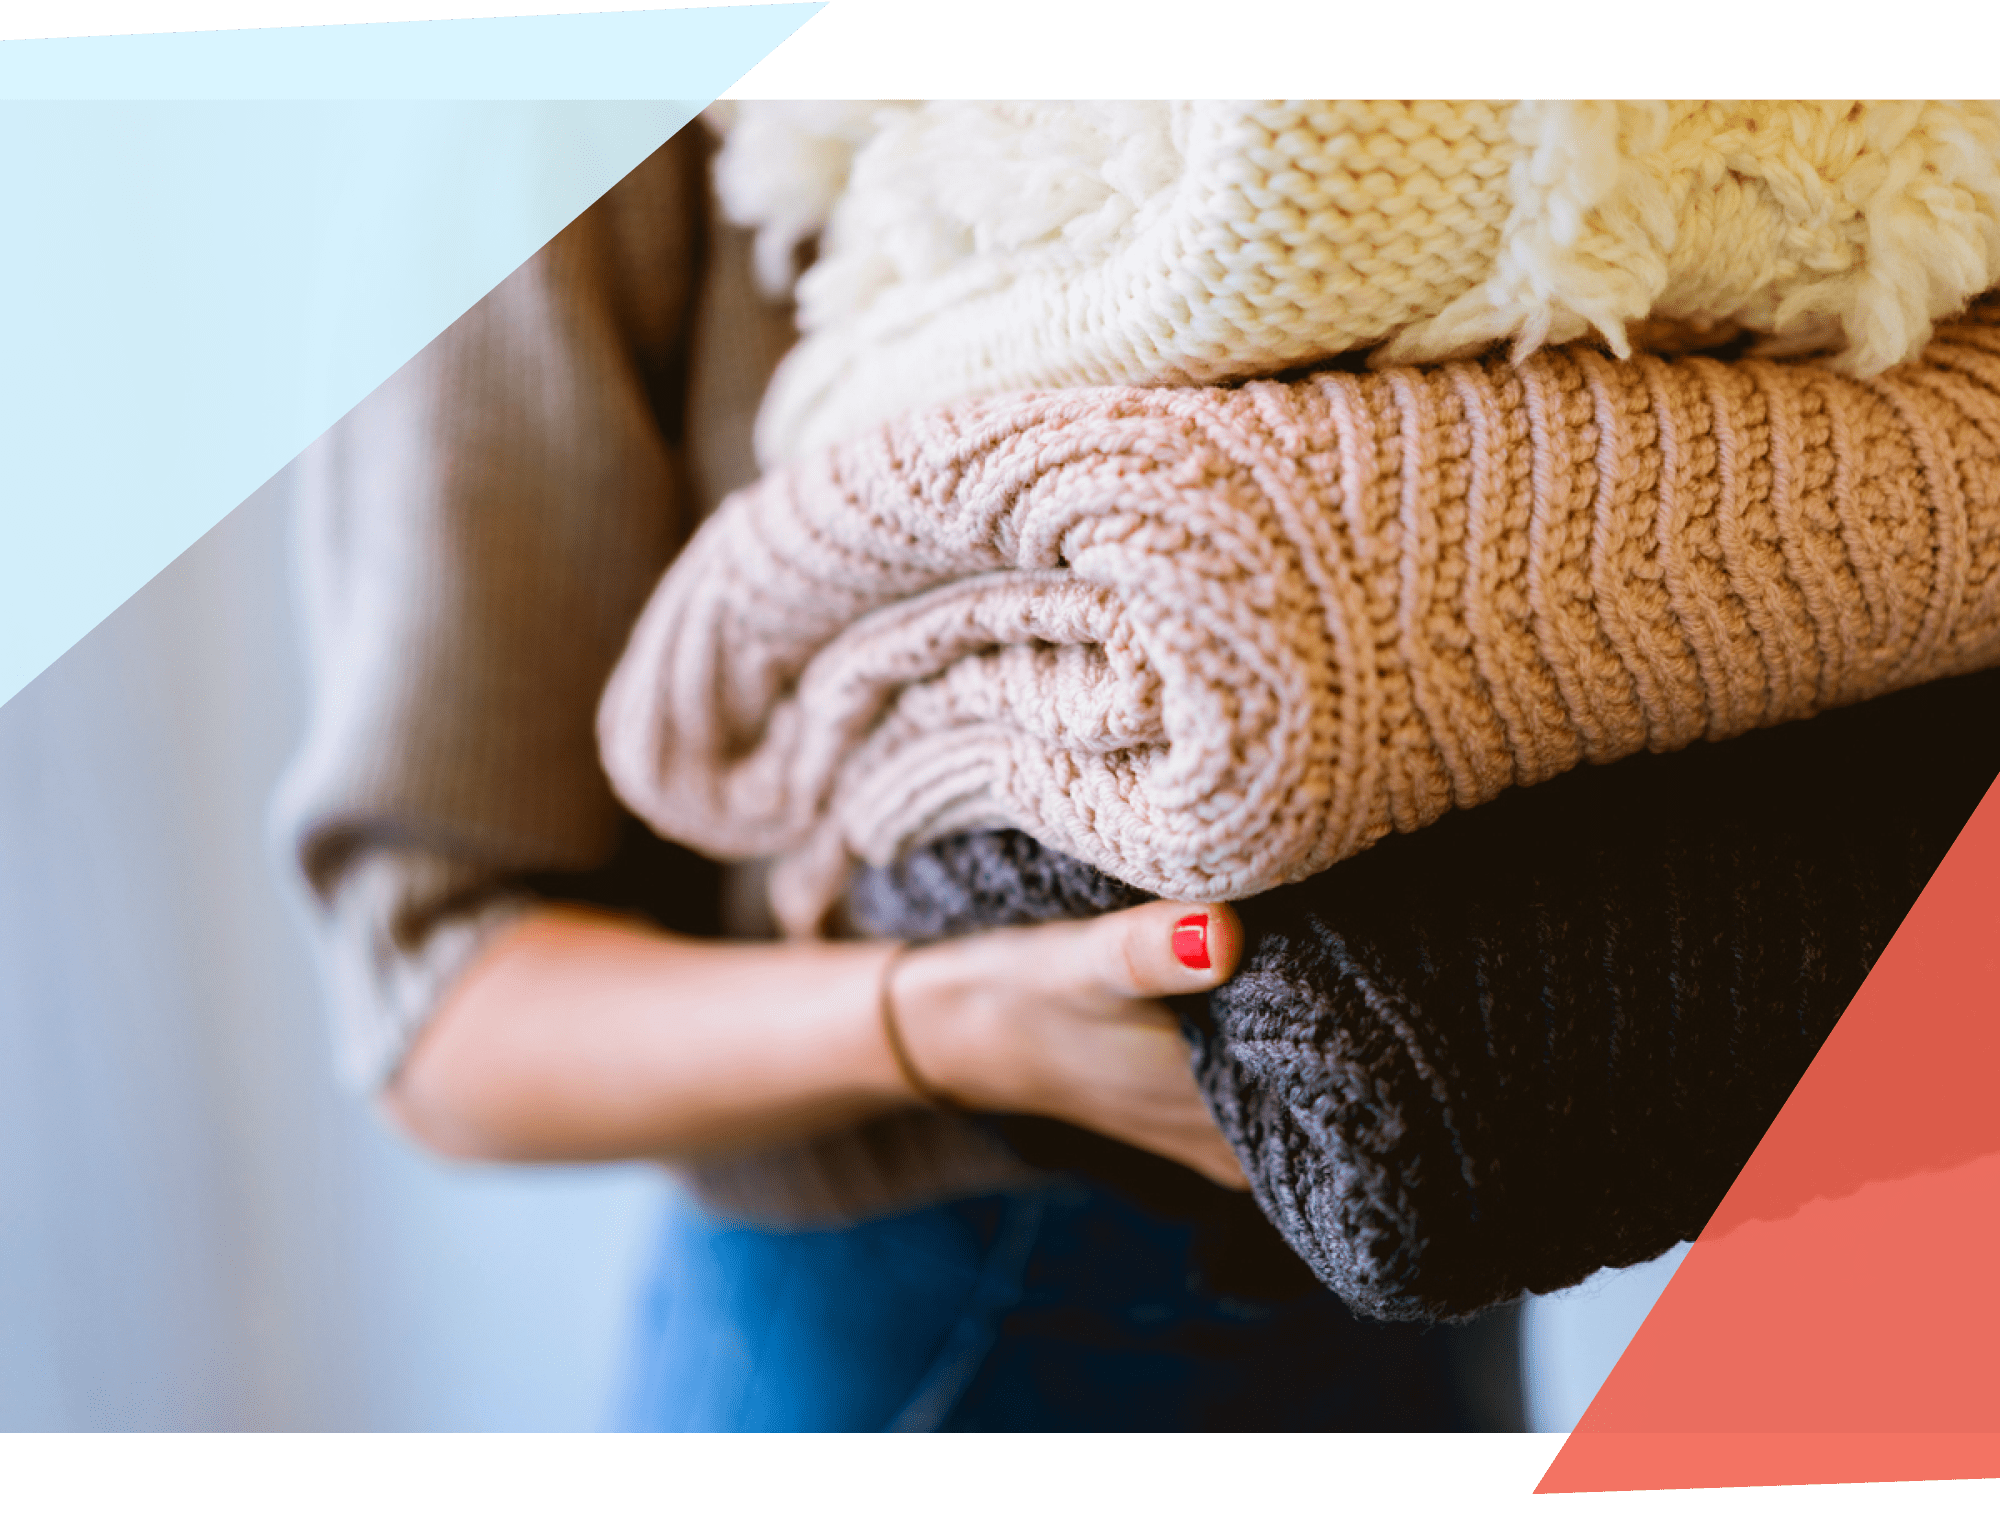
[887,902,1249,1189]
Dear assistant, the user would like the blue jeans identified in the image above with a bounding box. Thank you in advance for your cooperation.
[616,1179,1490,1431]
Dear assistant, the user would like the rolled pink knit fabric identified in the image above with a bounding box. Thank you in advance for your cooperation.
[599,298,2000,935]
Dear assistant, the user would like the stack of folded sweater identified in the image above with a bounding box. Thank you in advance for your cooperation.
[599,101,2000,1321]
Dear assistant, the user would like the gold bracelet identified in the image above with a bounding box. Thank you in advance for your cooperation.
[877,943,960,1112]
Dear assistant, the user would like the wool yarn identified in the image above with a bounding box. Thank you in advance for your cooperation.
[598,299,2000,937]
[846,667,2000,1322]
[711,101,2000,463]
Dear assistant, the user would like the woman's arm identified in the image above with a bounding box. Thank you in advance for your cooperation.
[277,136,711,1094]
[383,898,1249,1189]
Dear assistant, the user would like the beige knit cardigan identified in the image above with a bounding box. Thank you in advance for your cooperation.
[713,101,2000,466]
[599,297,2000,936]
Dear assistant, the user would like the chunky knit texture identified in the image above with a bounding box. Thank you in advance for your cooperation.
[847,668,2000,1322]
[712,101,2000,463]
[599,299,2000,937]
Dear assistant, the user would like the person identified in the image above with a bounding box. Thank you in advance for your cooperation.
[276,123,1516,1432]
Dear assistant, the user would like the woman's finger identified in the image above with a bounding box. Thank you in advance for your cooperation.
[1065,900,1243,1000]
[1176,1129,1252,1190]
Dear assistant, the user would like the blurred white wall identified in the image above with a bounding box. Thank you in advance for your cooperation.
[1520,1244,1689,1432]
[0,466,1674,1430]
[0,471,666,1431]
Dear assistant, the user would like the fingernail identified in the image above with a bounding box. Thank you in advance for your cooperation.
[1171,913,1211,970]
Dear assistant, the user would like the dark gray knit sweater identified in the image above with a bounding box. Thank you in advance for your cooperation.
[848,667,2000,1322]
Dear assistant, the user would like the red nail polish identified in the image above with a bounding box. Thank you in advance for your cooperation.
[1172,914,1211,970]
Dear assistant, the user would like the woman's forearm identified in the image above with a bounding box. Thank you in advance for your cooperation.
[383,905,915,1162]
[383,896,1249,1188]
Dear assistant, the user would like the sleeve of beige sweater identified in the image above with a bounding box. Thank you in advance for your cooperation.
[273,133,706,1088]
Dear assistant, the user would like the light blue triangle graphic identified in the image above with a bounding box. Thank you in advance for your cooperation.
[0,7,819,714]
[0,8,818,99]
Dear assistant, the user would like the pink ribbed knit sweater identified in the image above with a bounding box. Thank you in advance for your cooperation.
[599,297,2000,935]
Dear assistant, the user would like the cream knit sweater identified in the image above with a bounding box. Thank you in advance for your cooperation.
[713,101,2000,466]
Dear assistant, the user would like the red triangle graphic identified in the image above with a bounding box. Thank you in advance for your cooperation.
[1538,768,2000,1494]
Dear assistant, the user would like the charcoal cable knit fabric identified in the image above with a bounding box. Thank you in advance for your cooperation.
[846,668,2000,1322]
[599,298,2000,936]
[711,101,2000,464]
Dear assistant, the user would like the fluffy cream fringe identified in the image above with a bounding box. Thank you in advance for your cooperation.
[709,101,2000,467]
